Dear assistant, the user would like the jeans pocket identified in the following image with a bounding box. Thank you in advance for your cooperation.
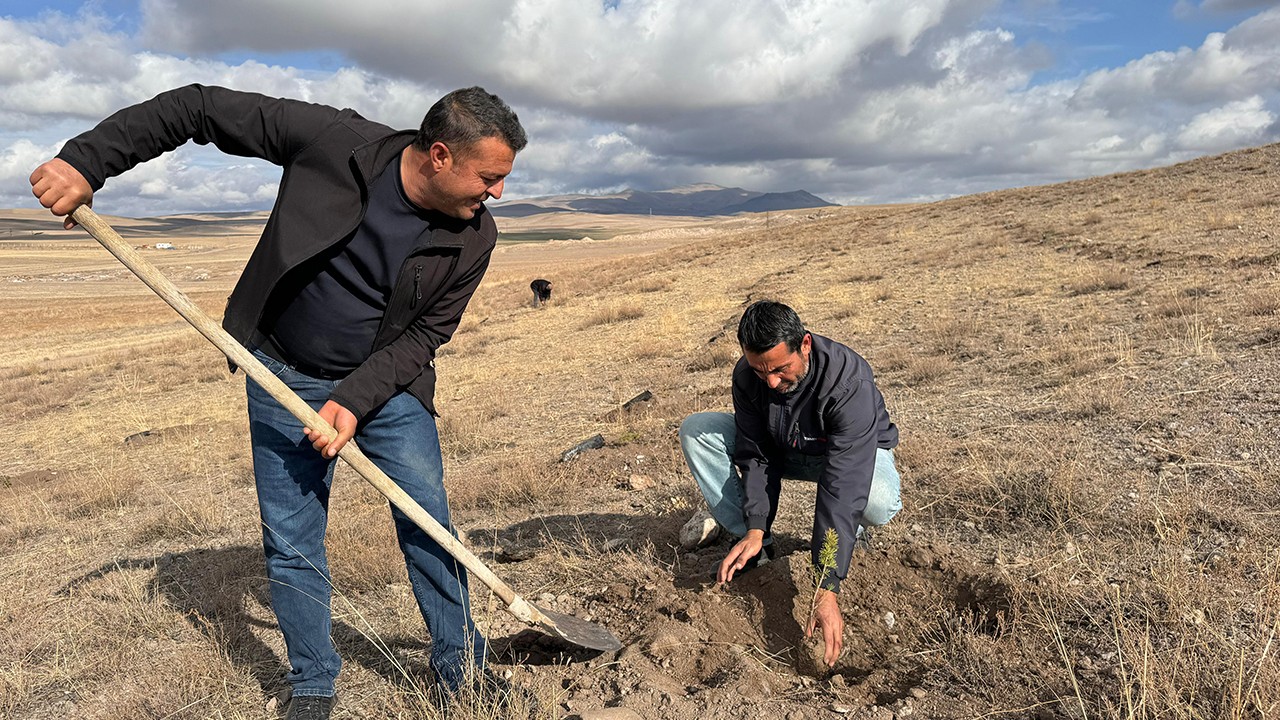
[251,348,291,378]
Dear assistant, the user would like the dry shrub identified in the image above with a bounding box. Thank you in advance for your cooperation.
[132,484,234,543]
[629,340,669,360]
[52,460,141,517]
[1156,312,1219,359]
[869,346,910,373]
[901,355,952,385]
[687,342,740,372]
[439,400,511,461]
[624,276,672,293]
[1057,377,1129,420]
[448,453,577,510]
[1244,291,1280,316]
[1153,297,1200,318]
[580,303,645,328]
[1068,270,1130,296]
[922,314,983,358]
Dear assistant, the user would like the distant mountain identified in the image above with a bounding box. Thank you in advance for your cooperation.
[489,184,837,218]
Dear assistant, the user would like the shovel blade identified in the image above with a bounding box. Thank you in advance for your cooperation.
[533,604,622,652]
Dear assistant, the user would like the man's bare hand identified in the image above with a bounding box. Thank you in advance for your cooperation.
[304,400,357,458]
[30,159,93,229]
[717,528,766,585]
[805,588,844,667]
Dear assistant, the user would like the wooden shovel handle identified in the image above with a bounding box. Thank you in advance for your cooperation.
[70,206,541,624]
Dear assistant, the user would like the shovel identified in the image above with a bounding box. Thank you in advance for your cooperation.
[69,205,622,653]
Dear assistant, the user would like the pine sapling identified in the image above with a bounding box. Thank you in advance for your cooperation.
[809,528,840,628]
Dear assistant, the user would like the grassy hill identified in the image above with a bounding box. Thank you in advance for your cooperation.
[0,143,1276,719]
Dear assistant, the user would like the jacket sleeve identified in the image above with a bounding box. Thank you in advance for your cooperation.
[731,366,777,532]
[813,379,880,592]
[328,251,492,422]
[55,84,343,187]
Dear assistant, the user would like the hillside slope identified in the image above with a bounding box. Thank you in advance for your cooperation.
[1,143,1276,719]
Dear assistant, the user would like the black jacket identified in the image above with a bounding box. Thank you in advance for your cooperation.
[57,84,496,421]
[732,333,898,590]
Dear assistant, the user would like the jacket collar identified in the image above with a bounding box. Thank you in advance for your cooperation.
[351,130,481,249]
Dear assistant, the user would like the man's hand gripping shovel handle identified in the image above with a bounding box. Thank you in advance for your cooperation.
[69,206,621,652]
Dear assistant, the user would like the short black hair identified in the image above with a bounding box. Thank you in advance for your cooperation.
[413,86,527,156]
[737,300,807,354]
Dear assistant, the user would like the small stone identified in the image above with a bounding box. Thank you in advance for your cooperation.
[909,687,927,699]
[578,709,645,720]
[679,508,721,550]
[627,474,655,491]
[883,611,897,629]
[831,704,854,714]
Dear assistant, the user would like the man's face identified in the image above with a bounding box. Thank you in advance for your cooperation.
[743,334,811,394]
[418,136,515,219]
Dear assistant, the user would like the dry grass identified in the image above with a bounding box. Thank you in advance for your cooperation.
[3,143,1279,718]
[579,303,646,328]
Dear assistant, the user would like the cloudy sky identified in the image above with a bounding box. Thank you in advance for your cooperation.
[3,0,1279,216]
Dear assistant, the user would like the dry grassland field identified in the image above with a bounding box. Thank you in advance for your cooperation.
[1,144,1278,720]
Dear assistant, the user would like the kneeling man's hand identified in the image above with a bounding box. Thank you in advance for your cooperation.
[806,589,844,667]
[305,400,357,459]
[718,528,765,585]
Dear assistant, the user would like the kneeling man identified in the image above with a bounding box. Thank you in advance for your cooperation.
[680,300,902,666]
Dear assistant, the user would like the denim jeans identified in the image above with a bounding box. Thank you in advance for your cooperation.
[245,348,485,697]
[678,411,902,538]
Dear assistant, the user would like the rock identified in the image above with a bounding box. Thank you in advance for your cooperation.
[576,709,645,720]
[625,474,655,491]
[831,704,853,714]
[909,687,927,699]
[679,508,721,550]
[904,547,933,568]
[883,611,896,629]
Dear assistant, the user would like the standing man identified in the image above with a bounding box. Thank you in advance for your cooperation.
[31,84,526,719]
[679,300,902,668]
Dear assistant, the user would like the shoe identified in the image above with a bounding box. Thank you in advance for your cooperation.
[284,695,334,720]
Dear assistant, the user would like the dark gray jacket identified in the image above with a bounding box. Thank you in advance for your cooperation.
[57,84,496,421]
[732,333,898,590]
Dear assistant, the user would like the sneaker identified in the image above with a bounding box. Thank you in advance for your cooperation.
[284,695,334,720]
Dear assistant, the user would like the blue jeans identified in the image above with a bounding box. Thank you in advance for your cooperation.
[678,411,902,538]
[245,348,484,697]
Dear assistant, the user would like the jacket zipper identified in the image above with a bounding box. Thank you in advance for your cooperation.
[412,265,422,309]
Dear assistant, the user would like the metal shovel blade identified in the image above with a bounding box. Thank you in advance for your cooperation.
[534,605,623,652]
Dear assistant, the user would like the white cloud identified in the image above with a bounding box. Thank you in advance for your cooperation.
[1,2,1278,215]
[1176,96,1275,150]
